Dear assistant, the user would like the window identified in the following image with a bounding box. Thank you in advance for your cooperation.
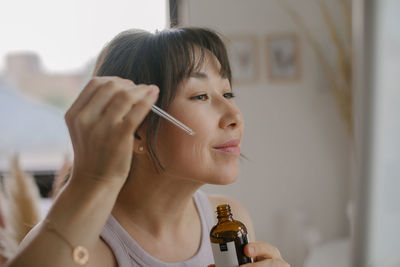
[0,0,168,195]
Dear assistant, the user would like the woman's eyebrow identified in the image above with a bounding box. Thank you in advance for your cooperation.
[190,72,208,79]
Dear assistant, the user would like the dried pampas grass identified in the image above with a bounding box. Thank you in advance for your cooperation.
[0,156,42,261]
[50,156,72,199]
[278,0,353,134]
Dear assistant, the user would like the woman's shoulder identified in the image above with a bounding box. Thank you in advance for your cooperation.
[206,193,256,241]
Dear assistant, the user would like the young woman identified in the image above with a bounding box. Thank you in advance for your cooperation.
[6,27,289,267]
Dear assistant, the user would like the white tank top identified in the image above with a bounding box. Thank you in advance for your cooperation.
[100,189,216,267]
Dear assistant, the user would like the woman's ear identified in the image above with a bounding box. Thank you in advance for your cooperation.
[133,128,147,154]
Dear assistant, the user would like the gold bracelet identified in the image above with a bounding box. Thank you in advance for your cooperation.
[43,219,89,265]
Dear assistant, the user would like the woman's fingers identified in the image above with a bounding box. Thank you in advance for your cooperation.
[241,258,290,267]
[67,77,114,116]
[208,242,289,267]
[101,84,157,125]
[66,77,132,126]
[78,79,136,123]
[120,86,159,135]
[63,76,159,187]
[244,242,282,259]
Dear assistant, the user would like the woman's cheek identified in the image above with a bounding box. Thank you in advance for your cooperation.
[189,140,209,165]
[187,141,239,185]
[175,139,207,167]
[157,129,204,169]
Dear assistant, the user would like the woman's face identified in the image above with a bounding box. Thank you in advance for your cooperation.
[156,53,244,185]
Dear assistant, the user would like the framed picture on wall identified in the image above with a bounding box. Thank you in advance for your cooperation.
[266,34,300,82]
[225,36,259,84]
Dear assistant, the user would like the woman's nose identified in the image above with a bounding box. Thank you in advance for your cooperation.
[219,104,243,130]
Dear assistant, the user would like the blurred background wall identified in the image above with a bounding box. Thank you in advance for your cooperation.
[180,1,352,266]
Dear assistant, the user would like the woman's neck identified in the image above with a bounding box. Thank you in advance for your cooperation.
[111,163,203,239]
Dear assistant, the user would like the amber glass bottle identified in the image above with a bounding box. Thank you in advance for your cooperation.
[210,204,253,266]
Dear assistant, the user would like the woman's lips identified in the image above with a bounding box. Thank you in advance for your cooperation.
[213,139,241,156]
[214,146,241,155]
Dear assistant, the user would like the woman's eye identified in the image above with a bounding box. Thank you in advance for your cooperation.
[223,92,235,99]
[191,94,209,101]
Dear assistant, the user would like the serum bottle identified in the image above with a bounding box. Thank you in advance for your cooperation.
[210,204,253,266]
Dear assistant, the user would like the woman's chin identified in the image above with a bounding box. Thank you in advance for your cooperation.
[208,173,238,185]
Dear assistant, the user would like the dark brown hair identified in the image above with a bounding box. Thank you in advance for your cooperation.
[93,27,232,172]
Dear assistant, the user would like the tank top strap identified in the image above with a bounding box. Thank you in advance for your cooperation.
[100,215,133,266]
[193,189,217,232]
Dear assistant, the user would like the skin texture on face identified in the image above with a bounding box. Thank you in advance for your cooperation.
[155,52,244,185]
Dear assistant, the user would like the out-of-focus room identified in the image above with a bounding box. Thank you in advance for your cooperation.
[0,0,399,266]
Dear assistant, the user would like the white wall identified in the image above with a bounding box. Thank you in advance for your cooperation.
[181,0,351,266]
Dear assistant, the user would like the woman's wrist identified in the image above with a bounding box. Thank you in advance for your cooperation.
[42,218,90,266]
[67,169,126,194]
[45,172,123,246]
[6,172,124,267]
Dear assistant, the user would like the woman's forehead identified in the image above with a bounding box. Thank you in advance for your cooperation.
[191,50,223,77]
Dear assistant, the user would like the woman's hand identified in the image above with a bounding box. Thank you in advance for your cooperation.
[241,242,290,266]
[65,76,159,187]
[208,241,290,267]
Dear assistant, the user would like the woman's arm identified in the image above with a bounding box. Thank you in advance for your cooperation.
[6,76,159,267]
[6,177,121,267]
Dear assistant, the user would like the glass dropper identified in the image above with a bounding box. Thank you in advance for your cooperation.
[151,105,195,136]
